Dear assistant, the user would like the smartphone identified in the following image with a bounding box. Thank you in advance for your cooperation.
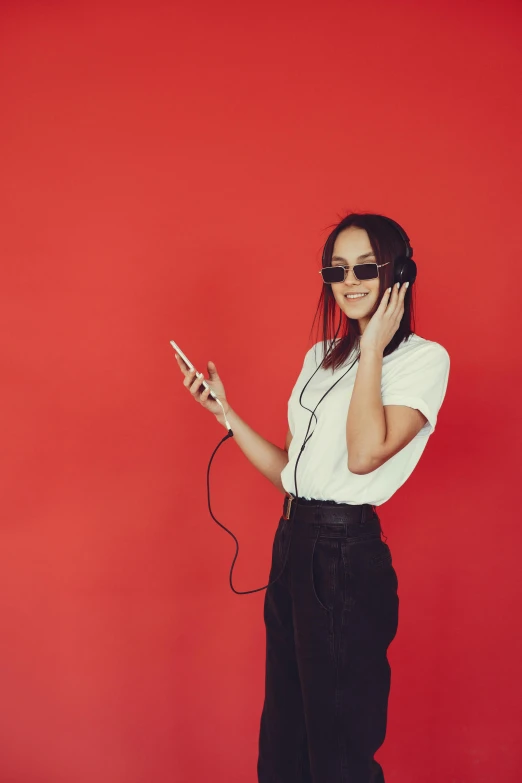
[170,340,218,400]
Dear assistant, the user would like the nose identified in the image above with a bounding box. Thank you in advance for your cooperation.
[344,266,360,285]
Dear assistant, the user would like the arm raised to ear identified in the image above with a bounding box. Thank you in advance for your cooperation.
[347,341,450,475]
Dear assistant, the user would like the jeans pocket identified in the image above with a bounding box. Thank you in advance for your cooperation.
[311,535,337,613]
[367,541,393,570]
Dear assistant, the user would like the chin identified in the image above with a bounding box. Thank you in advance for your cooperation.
[338,298,376,317]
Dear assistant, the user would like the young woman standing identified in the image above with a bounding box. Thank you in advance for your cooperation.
[175,213,450,783]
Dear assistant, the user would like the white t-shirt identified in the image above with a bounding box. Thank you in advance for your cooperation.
[280,334,450,506]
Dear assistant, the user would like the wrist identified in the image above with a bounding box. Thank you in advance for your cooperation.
[360,345,384,359]
[216,403,232,427]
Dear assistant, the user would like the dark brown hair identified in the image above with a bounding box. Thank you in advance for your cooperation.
[310,212,417,370]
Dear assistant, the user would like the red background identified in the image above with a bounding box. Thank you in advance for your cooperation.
[1,1,521,781]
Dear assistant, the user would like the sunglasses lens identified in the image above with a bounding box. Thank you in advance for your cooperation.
[321,267,345,284]
[322,264,380,283]
[354,263,379,280]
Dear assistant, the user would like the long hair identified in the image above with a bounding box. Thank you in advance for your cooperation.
[310,212,417,371]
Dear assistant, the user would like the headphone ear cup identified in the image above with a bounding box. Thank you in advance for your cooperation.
[393,257,417,286]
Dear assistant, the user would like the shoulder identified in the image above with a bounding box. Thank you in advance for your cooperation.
[382,335,450,387]
[304,340,330,367]
[390,334,450,366]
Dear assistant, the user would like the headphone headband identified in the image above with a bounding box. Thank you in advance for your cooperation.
[373,215,413,259]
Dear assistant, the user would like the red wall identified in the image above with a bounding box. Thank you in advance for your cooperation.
[1,2,521,781]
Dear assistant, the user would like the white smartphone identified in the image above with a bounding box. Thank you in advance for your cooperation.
[170,340,218,400]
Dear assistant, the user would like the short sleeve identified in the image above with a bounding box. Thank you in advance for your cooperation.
[381,342,450,436]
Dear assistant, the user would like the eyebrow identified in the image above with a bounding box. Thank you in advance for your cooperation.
[332,252,376,264]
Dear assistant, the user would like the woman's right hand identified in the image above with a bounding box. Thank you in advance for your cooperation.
[174,354,231,422]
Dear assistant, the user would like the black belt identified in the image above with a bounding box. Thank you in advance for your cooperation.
[282,492,374,522]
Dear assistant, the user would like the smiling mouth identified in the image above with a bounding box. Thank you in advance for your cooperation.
[344,293,369,300]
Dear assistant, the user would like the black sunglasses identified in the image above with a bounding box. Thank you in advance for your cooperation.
[319,261,391,284]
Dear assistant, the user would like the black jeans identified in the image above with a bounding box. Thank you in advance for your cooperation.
[257,497,399,783]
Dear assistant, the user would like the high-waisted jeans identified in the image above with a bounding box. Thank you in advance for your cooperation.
[257,497,399,783]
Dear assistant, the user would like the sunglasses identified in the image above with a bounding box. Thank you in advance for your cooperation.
[319,261,390,284]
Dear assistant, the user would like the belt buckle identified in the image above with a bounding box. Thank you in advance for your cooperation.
[283,493,294,520]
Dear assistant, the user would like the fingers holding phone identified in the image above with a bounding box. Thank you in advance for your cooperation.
[174,353,230,419]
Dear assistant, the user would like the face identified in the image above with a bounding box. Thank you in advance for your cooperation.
[330,226,383,333]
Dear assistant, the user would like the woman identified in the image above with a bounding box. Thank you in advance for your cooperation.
[175,212,450,783]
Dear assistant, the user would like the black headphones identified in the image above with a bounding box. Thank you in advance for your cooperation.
[372,214,418,287]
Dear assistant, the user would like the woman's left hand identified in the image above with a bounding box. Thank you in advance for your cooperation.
[359,281,409,354]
